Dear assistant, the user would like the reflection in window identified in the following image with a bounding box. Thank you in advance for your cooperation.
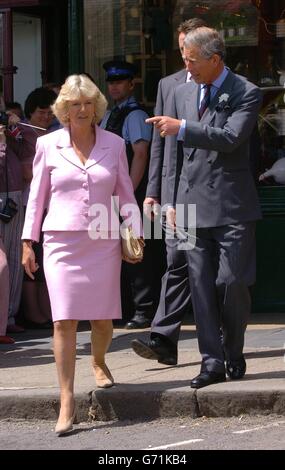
[84,0,285,186]
[84,0,260,102]
[259,88,285,186]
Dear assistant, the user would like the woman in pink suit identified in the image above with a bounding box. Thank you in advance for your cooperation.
[21,74,143,435]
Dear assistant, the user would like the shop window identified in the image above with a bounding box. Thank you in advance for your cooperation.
[258,86,285,186]
[84,0,170,107]
[253,1,285,187]
[84,1,260,103]
[84,1,285,183]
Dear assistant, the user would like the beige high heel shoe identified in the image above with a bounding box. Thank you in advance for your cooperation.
[94,364,114,388]
[55,406,77,436]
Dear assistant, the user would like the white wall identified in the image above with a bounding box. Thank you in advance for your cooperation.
[13,13,42,108]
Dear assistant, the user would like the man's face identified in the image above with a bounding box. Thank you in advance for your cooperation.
[107,79,134,104]
[183,45,220,84]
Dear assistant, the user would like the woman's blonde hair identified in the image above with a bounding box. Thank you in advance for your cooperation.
[52,74,108,126]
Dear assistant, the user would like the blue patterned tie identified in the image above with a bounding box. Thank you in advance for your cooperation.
[199,84,211,119]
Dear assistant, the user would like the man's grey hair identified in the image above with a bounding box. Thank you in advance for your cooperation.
[184,27,226,60]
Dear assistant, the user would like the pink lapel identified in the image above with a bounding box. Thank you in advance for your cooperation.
[85,126,110,169]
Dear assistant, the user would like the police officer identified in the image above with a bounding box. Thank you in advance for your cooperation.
[101,60,166,328]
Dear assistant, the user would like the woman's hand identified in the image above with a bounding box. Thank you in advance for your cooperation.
[22,241,39,280]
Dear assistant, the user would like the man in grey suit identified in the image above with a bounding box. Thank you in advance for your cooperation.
[145,27,262,388]
[131,18,206,363]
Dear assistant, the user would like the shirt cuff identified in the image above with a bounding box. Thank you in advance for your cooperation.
[177,119,186,141]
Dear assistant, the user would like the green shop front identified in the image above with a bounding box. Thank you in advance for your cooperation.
[1,0,285,312]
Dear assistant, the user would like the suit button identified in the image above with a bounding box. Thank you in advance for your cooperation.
[82,183,88,189]
[83,198,88,203]
[82,170,86,174]
[188,183,193,189]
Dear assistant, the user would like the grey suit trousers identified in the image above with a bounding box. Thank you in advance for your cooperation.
[151,220,191,347]
[181,222,256,373]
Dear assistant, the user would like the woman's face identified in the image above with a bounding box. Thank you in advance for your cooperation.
[67,96,95,129]
[29,107,54,129]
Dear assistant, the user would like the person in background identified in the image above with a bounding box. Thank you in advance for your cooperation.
[0,125,15,344]
[43,83,63,131]
[0,120,24,337]
[0,108,38,335]
[17,87,58,329]
[101,60,166,329]
[0,237,12,344]
[21,74,142,435]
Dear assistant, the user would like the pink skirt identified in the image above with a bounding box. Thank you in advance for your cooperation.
[43,231,122,321]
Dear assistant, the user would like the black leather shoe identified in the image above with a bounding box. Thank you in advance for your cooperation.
[131,338,177,365]
[226,357,246,380]
[125,318,151,329]
[190,371,226,389]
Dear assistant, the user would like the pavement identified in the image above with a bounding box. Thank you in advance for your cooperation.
[0,313,285,423]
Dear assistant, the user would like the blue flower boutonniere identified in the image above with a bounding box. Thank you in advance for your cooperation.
[215,93,230,112]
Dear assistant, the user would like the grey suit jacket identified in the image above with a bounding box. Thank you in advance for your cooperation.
[173,70,262,228]
[146,69,189,207]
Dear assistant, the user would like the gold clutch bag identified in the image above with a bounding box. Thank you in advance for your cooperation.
[121,226,145,262]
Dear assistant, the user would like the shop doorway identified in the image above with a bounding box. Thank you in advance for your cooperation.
[0,0,68,103]
[13,13,42,107]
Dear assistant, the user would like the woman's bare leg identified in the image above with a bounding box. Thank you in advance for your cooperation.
[53,320,78,428]
[90,320,114,387]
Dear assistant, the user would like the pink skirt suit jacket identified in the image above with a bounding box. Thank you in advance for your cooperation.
[22,126,141,321]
